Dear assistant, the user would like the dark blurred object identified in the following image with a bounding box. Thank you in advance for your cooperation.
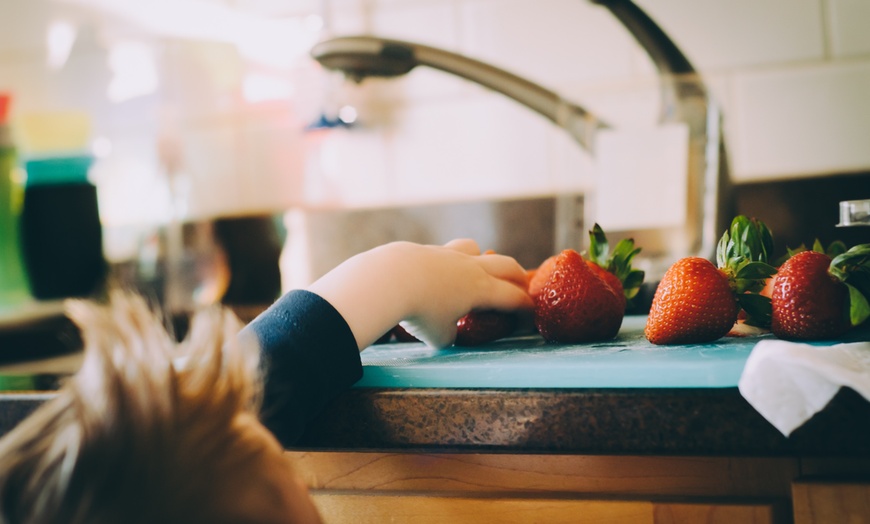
[20,158,106,299]
[734,172,870,261]
[626,280,657,315]
[214,215,282,306]
[0,313,81,362]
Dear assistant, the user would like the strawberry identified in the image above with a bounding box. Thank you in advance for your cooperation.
[645,257,740,344]
[380,312,519,346]
[645,216,776,345]
[763,238,850,300]
[527,254,558,300]
[455,311,518,346]
[584,223,644,310]
[534,249,624,343]
[771,245,870,340]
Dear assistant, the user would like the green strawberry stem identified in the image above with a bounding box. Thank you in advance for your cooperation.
[587,223,645,302]
[829,244,870,326]
[716,216,777,327]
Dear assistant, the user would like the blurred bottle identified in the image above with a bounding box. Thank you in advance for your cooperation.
[0,93,31,306]
[17,111,106,300]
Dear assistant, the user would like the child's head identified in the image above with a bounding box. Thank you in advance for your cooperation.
[0,292,321,524]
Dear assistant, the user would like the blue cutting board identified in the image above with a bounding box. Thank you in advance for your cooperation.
[357,316,865,389]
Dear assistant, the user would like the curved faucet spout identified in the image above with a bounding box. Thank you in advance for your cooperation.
[310,0,733,283]
[310,36,602,152]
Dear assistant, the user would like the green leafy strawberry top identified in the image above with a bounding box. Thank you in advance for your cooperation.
[828,244,870,327]
[587,223,645,302]
[774,238,848,266]
[716,215,777,326]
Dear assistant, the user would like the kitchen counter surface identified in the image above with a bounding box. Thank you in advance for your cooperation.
[300,316,870,456]
[1,316,869,457]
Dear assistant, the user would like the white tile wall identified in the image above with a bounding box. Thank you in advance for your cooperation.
[636,0,826,69]
[2,0,870,219]
[371,1,459,47]
[459,0,638,87]
[827,0,870,57]
[731,60,870,180]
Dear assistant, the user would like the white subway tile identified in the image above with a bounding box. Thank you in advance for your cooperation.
[328,0,371,35]
[635,0,825,71]
[731,60,870,181]
[387,93,557,202]
[828,0,870,57]
[371,1,459,47]
[458,0,638,89]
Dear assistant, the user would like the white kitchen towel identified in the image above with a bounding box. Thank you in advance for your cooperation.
[738,339,870,436]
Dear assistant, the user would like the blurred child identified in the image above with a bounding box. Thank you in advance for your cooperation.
[0,239,532,524]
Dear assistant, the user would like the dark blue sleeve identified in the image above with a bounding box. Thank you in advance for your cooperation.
[240,289,363,447]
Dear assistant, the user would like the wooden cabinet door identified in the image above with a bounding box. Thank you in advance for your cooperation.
[793,480,870,524]
[311,492,787,524]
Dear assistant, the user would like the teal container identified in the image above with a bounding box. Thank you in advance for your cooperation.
[0,119,31,306]
[24,155,93,186]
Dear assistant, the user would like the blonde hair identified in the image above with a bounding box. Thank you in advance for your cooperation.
[0,291,267,524]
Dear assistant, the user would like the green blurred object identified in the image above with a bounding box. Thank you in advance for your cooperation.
[0,374,66,391]
[0,375,36,391]
[0,93,32,306]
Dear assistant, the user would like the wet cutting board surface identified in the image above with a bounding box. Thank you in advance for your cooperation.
[356,316,861,389]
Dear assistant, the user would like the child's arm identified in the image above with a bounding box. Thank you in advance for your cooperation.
[242,239,532,445]
[307,238,533,349]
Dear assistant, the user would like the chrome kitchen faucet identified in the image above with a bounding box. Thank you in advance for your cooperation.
[310,0,732,282]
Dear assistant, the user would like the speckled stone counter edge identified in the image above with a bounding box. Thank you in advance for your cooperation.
[295,387,870,456]
[2,388,868,456]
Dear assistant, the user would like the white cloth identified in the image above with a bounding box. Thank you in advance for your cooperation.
[738,339,870,436]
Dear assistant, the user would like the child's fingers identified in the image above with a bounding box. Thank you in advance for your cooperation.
[443,238,480,255]
[477,253,530,288]
[478,278,534,311]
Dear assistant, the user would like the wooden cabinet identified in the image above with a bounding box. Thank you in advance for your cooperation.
[311,493,784,524]
[287,452,796,523]
[792,481,870,524]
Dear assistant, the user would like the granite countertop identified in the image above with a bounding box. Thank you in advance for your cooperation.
[2,317,869,457]
[293,385,870,456]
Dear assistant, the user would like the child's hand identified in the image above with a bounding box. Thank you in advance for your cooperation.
[307,239,533,349]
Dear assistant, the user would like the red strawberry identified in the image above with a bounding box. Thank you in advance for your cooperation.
[645,216,776,345]
[534,249,624,343]
[771,247,870,340]
[455,311,517,346]
[645,257,740,344]
[586,261,625,309]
